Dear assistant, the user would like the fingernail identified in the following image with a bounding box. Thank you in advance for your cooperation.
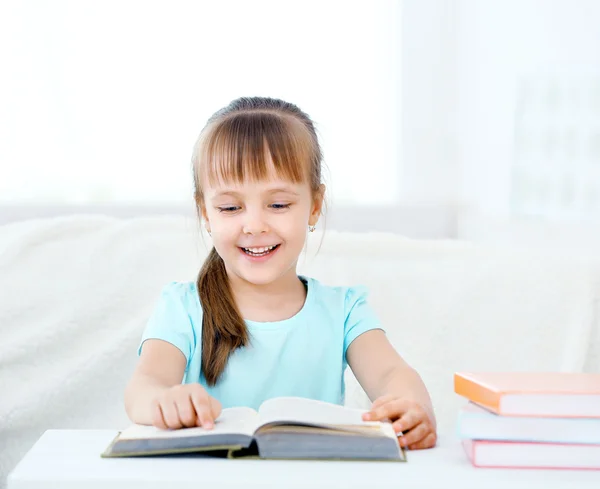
[363,413,371,420]
[204,421,213,429]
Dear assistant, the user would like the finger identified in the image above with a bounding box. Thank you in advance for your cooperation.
[362,395,396,421]
[392,409,422,433]
[366,398,413,422]
[175,395,197,428]
[152,402,168,430]
[371,395,396,410]
[209,396,222,421]
[399,422,430,448]
[190,390,213,428]
[162,400,183,429]
[409,432,437,450]
[196,405,214,429]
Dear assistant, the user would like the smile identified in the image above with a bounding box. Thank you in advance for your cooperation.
[240,244,280,257]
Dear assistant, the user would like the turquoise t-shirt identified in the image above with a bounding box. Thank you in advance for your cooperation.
[138,276,383,410]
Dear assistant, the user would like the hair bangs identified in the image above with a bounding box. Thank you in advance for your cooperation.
[200,112,312,188]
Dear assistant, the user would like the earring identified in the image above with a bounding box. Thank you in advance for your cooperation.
[206,227,211,236]
[308,225,316,233]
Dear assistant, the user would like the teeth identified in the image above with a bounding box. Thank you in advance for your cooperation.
[245,245,276,253]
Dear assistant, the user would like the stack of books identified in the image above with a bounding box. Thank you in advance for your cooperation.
[454,372,600,469]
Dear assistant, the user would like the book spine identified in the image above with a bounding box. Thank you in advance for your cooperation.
[454,374,501,414]
[468,441,600,470]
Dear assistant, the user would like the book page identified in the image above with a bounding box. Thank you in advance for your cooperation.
[118,407,259,440]
[257,397,382,430]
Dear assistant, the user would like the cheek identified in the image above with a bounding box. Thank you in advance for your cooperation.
[213,223,238,239]
[279,210,310,241]
[208,216,239,242]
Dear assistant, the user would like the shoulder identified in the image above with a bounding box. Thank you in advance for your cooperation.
[153,281,202,318]
[304,276,372,317]
[303,276,381,350]
[141,281,201,363]
[157,280,198,302]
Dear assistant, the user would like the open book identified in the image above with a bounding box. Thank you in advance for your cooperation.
[102,397,405,461]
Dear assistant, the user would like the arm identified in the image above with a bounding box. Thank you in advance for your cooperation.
[346,329,437,449]
[346,329,434,416]
[124,339,187,425]
[124,339,221,429]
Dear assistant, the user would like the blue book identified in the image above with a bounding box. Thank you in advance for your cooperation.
[457,401,600,444]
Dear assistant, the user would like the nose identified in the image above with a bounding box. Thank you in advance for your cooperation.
[242,208,269,235]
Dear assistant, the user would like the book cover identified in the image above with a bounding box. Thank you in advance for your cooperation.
[454,372,600,417]
[457,402,600,444]
[463,439,600,470]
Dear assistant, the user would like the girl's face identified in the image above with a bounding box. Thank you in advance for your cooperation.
[201,156,323,287]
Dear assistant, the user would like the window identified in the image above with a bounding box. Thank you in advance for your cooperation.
[0,0,401,207]
[511,73,600,219]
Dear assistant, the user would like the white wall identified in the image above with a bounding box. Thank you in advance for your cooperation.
[453,0,600,254]
[400,0,460,206]
[0,1,402,207]
[455,0,600,217]
[0,0,461,238]
[398,0,600,252]
[3,0,599,248]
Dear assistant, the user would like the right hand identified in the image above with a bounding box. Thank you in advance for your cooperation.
[152,384,222,430]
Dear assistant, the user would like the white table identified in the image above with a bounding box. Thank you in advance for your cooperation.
[7,430,599,489]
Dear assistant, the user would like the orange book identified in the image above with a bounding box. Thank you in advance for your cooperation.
[454,372,600,417]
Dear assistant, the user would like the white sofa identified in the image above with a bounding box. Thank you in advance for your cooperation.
[1,215,599,486]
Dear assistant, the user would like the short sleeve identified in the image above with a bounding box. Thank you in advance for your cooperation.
[138,282,197,370]
[343,286,385,355]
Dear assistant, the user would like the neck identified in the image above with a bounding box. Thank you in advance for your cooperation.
[226,268,306,322]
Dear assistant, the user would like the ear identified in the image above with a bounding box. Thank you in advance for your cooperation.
[309,184,326,226]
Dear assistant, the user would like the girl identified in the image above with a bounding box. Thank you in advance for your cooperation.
[124,97,437,450]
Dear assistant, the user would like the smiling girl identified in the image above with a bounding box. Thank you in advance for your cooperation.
[124,97,437,450]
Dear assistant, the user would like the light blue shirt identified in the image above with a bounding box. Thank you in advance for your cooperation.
[139,276,384,410]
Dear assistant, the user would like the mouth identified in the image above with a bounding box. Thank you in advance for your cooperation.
[239,244,281,257]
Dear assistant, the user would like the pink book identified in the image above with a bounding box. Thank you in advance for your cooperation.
[463,439,600,470]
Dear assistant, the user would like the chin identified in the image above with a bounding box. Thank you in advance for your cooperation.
[231,262,290,286]
[238,271,282,286]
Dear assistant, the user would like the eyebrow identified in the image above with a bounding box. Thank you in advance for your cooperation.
[212,187,300,199]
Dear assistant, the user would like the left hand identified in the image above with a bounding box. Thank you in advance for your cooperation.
[362,395,437,450]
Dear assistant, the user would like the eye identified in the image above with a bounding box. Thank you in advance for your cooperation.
[270,203,291,210]
[217,206,241,213]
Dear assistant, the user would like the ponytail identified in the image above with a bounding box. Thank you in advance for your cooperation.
[197,247,249,385]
